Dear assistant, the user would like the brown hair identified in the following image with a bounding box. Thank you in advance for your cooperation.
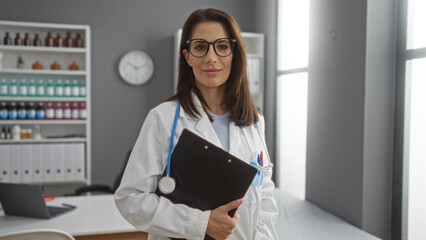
[169,8,259,126]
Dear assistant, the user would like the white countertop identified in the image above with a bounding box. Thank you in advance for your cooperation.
[0,194,139,236]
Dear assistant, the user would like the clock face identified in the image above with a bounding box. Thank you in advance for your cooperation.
[118,50,154,86]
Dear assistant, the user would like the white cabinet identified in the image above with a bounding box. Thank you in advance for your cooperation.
[0,20,91,192]
[174,29,265,112]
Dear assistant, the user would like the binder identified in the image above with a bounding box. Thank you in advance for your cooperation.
[53,144,65,182]
[10,145,22,183]
[0,145,11,182]
[21,144,34,183]
[155,129,258,240]
[43,144,54,182]
[75,143,85,181]
[33,144,44,183]
[64,144,76,182]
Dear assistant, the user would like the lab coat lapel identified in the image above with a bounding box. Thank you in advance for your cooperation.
[229,122,242,157]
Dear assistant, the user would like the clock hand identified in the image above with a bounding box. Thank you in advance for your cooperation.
[126,61,138,69]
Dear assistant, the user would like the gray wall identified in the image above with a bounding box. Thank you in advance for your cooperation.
[0,0,278,187]
[306,0,396,239]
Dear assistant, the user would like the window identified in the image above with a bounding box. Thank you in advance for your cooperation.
[402,0,426,239]
[276,0,309,199]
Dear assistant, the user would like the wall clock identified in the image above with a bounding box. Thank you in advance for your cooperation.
[118,50,154,86]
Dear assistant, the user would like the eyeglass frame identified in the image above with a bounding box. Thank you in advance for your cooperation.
[186,38,237,58]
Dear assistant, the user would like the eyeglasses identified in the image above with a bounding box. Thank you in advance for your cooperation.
[186,38,236,58]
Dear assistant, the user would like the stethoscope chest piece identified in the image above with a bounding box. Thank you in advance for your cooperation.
[158,175,176,194]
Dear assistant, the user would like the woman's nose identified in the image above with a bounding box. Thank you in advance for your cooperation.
[205,44,218,63]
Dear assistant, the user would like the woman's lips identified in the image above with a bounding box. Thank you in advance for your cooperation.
[203,68,222,75]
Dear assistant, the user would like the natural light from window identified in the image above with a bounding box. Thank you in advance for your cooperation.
[277,0,309,71]
[407,0,426,49]
[277,0,309,200]
[405,59,426,240]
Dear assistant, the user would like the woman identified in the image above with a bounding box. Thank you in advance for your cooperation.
[115,8,278,240]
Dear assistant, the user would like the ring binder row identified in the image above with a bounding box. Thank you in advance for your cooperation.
[0,143,85,183]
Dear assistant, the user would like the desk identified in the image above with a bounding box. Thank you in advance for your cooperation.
[0,195,148,240]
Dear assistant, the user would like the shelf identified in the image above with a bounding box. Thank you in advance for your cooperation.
[0,137,86,144]
[0,45,86,53]
[0,120,86,125]
[0,69,86,75]
[0,97,87,102]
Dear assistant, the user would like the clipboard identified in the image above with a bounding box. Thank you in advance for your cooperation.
[155,128,258,240]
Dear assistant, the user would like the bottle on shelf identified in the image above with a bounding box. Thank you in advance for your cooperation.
[8,79,18,97]
[28,79,36,96]
[33,124,41,139]
[45,32,53,47]
[8,102,17,120]
[63,79,71,97]
[0,78,8,96]
[45,102,54,119]
[72,79,80,97]
[54,33,63,47]
[71,102,79,119]
[0,102,8,119]
[27,102,36,119]
[18,79,28,96]
[17,101,27,119]
[12,125,21,140]
[23,33,31,46]
[46,79,55,97]
[55,79,64,97]
[33,33,42,46]
[79,102,87,119]
[36,102,46,119]
[14,33,21,46]
[79,80,86,97]
[65,32,73,47]
[37,79,45,97]
[0,126,6,139]
[63,102,71,119]
[74,33,84,48]
[3,32,12,45]
[54,102,63,119]
[20,129,27,139]
[6,127,12,139]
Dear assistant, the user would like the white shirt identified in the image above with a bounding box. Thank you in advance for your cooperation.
[115,95,278,240]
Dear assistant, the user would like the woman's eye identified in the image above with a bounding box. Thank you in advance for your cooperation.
[217,44,229,50]
[194,44,207,51]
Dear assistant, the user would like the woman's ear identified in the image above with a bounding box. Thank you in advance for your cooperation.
[183,49,192,67]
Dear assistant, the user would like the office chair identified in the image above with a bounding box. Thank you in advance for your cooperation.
[0,229,75,240]
[73,149,131,195]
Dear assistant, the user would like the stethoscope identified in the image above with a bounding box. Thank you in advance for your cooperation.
[158,102,274,195]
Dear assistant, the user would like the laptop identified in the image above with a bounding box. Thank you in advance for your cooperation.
[0,182,75,219]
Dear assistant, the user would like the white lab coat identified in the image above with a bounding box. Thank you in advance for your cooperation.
[115,95,278,240]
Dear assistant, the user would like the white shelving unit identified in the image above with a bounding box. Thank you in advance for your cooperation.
[174,29,265,112]
[0,20,91,194]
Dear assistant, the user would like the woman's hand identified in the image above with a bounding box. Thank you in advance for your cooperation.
[205,198,243,240]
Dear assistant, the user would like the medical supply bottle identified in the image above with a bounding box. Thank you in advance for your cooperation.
[36,102,45,120]
[28,79,36,96]
[45,102,54,119]
[55,102,63,119]
[55,79,64,97]
[17,102,27,119]
[54,33,63,47]
[72,80,79,97]
[14,33,21,45]
[74,33,84,48]
[46,79,55,97]
[8,79,18,97]
[71,102,79,119]
[0,102,8,119]
[23,33,31,46]
[65,32,73,47]
[79,80,86,97]
[0,79,8,96]
[79,102,87,119]
[37,79,45,96]
[63,102,71,119]
[18,79,28,96]
[63,80,71,97]
[8,102,17,120]
[27,102,36,119]
[33,33,42,46]
[45,32,53,47]
[3,32,12,45]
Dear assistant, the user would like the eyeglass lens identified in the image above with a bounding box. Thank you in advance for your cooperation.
[189,38,234,57]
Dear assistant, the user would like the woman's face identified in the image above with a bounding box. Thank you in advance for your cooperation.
[183,22,233,94]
